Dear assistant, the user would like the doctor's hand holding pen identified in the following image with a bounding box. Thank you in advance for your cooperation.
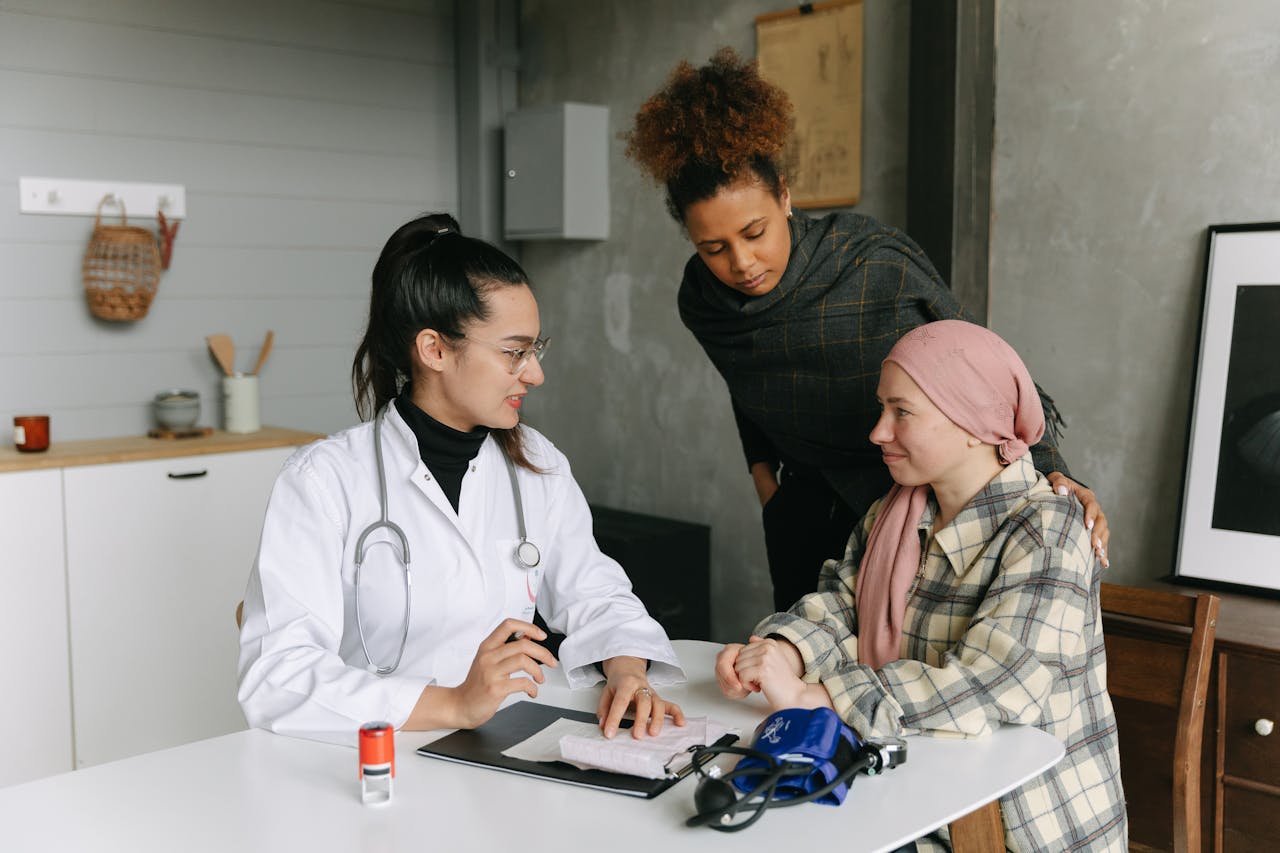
[596,656,686,740]
[402,619,558,731]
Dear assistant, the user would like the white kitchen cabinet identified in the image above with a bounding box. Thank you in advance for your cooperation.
[62,446,293,768]
[0,469,74,787]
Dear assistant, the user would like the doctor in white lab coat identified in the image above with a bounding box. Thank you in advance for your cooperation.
[237,214,685,744]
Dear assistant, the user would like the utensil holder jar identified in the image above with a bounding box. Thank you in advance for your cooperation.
[222,375,260,434]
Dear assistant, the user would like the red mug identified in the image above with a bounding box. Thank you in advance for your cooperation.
[13,415,50,452]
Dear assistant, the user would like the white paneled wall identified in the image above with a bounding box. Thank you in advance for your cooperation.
[0,0,457,439]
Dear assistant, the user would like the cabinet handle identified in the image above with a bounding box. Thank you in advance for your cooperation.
[1257,718,1275,737]
[167,470,208,480]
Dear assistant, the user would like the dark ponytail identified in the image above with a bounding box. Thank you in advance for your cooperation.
[352,213,543,472]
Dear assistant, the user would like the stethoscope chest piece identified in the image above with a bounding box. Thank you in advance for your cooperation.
[515,538,541,569]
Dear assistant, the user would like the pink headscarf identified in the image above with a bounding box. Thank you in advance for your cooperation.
[855,320,1045,669]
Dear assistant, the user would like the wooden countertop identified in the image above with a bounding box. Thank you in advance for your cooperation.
[0,426,324,473]
[1154,579,1280,655]
[1197,589,1280,654]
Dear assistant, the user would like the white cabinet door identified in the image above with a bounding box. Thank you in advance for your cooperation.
[63,447,292,768]
[0,469,73,786]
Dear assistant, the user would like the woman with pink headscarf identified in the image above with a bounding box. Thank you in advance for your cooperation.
[714,320,1126,852]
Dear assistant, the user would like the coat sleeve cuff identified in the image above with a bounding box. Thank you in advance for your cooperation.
[821,668,906,740]
[562,646,687,690]
[388,676,433,729]
[754,611,847,680]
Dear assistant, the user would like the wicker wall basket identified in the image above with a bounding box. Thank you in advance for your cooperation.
[82,199,162,322]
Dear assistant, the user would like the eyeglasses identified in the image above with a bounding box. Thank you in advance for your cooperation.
[465,336,550,374]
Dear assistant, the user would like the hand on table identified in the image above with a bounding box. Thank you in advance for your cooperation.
[597,656,685,739]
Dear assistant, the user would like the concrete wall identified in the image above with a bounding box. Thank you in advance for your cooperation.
[517,0,914,640]
[0,0,456,441]
[989,1,1280,587]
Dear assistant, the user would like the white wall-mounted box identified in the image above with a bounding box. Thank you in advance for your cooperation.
[503,103,608,241]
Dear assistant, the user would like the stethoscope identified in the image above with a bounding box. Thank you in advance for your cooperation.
[353,405,542,676]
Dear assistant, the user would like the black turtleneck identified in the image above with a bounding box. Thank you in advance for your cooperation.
[394,397,489,513]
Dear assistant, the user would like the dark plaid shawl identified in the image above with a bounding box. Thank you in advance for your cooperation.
[678,211,1069,514]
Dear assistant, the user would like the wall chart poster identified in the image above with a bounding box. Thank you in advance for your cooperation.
[755,0,863,209]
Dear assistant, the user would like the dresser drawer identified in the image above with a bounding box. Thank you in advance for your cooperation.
[1222,652,1280,787]
[1223,786,1280,852]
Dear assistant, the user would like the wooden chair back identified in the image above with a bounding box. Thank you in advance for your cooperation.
[1100,583,1219,853]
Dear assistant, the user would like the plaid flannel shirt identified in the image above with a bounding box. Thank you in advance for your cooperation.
[757,457,1126,851]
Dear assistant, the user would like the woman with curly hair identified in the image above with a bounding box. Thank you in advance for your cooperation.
[626,49,1109,611]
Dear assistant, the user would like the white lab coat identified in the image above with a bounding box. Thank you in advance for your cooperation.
[237,405,684,743]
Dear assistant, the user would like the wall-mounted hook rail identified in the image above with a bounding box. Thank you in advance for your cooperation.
[18,177,186,219]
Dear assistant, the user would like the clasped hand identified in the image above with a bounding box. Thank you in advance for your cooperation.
[716,635,831,712]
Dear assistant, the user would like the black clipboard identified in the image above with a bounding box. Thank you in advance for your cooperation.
[415,701,738,798]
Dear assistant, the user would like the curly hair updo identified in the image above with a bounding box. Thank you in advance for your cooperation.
[625,47,794,223]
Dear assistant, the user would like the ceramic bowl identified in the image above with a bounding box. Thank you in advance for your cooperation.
[153,390,200,430]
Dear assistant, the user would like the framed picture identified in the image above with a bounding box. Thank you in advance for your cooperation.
[755,0,863,208]
[1175,223,1280,595]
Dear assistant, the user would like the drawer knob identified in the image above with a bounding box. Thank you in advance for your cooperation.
[1257,719,1275,737]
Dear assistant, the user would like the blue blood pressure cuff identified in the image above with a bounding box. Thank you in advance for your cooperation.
[686,707,906,831]
[731,707,862,805]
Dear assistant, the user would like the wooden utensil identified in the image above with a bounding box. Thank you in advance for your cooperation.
[251,330,274,376]
[206,334,236,376]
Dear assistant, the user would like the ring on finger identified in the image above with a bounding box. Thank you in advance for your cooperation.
[635,687,652,700]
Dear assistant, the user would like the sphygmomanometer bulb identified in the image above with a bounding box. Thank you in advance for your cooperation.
[689,778,739,827]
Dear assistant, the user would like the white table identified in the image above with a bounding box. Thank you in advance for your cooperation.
[0,641,1062,852]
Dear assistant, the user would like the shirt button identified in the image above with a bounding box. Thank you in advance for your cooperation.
[424,474,431,480]
[470,465,476,472]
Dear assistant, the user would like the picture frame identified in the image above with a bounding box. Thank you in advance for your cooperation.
[1174,222,1280,596]
[755,0,863,209]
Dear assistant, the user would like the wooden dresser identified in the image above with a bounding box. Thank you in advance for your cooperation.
[1110,582,1280,851]
[1207,589,1280,851]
